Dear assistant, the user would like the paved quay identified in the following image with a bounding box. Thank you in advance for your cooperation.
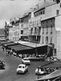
[0,45,61,81]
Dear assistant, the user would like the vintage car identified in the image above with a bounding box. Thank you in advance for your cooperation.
[22,58,30,65]
[35,66,55,75]
[35,66,46,75]
[16,64,28,74]
[35,69,61,81]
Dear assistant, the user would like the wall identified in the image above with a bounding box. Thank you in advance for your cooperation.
[9,25,20,41]
[55,15,61,58]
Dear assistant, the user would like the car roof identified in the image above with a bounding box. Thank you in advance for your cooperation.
[18,64,26,67]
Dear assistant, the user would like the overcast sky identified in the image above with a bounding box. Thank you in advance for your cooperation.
[0,0,43,28]
[0,0,60,31]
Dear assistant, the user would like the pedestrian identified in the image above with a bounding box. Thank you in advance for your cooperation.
[10,49,13,56]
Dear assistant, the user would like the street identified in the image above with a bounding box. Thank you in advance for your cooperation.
[0,46,61,81]
[0,46,42,81]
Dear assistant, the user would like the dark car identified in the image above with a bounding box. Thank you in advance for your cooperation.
[0,60,5,69]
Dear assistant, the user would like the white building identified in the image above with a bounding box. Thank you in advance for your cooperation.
[5,0,61,58]
[9,25,21,41]
[19,0,61,58]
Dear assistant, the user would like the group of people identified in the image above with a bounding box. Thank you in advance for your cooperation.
[2,46,13,56]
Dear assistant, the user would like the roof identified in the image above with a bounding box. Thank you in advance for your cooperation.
[8,44,33,51]
[18,64,26,67]
[1,41,14,46]
[7,43,47,54]
[33,1,56,13]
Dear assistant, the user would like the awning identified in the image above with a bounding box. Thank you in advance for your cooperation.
[7,44,34,54]
[7,44,47,54]
[1,41,14,46]
[36,69,61,81]
[35,45,47,54]
[1,41,20,48]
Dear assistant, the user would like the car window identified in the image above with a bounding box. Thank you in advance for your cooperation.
[19,66,21,68]
[38,67,44,71]
[23,66,25,68]
[19,66,25,68]
[24,59,27,60]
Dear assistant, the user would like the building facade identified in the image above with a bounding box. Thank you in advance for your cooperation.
[4,18,21,41]
[19,0,61,57]
[4,0,61,58]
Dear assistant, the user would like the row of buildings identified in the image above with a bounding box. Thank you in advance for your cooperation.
[4,0,61,58]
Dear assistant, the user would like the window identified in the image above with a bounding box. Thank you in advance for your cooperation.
[41,11,42,14]
[34,27,37,34]
[46,27,48,34]
[34,8,45,17]
[43,10,45,14]
[50,37,52,43]
[31,28,33,34]
[56,0,60,4]
[38,27,41,35]
[50,27,53,34]
[56,10,59,15]
[42,36,44,44]
[45,36,48,44]
[42,27,44,34]
[21,30,23,34]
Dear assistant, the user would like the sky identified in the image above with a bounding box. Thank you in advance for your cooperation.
[0,0,43,28]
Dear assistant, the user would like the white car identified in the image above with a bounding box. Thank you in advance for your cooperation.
[13,52,17,56]
[35,66,46,75]
[22,58,30,65]
[16,64,28,74]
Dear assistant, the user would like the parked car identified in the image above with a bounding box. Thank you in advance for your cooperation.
[35,66,46,75]
[35,66,55,75]
[23,55,41,61]
[16,64,28,74]
[36,55,46,61]
[46,57,60,62]
[22,58,30,65]
[0,60,5,69]
[50,57,60,62]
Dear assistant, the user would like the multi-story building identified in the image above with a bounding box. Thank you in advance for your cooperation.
[4,18,21,41]
[0,29,5,41]
[19,12,31,41]
[4,0,61,58]
[19,0,61,58]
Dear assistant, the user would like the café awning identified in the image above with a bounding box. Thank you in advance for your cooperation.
[7,44,47,54]
[1,41,20,48]
[7,44,34,54]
